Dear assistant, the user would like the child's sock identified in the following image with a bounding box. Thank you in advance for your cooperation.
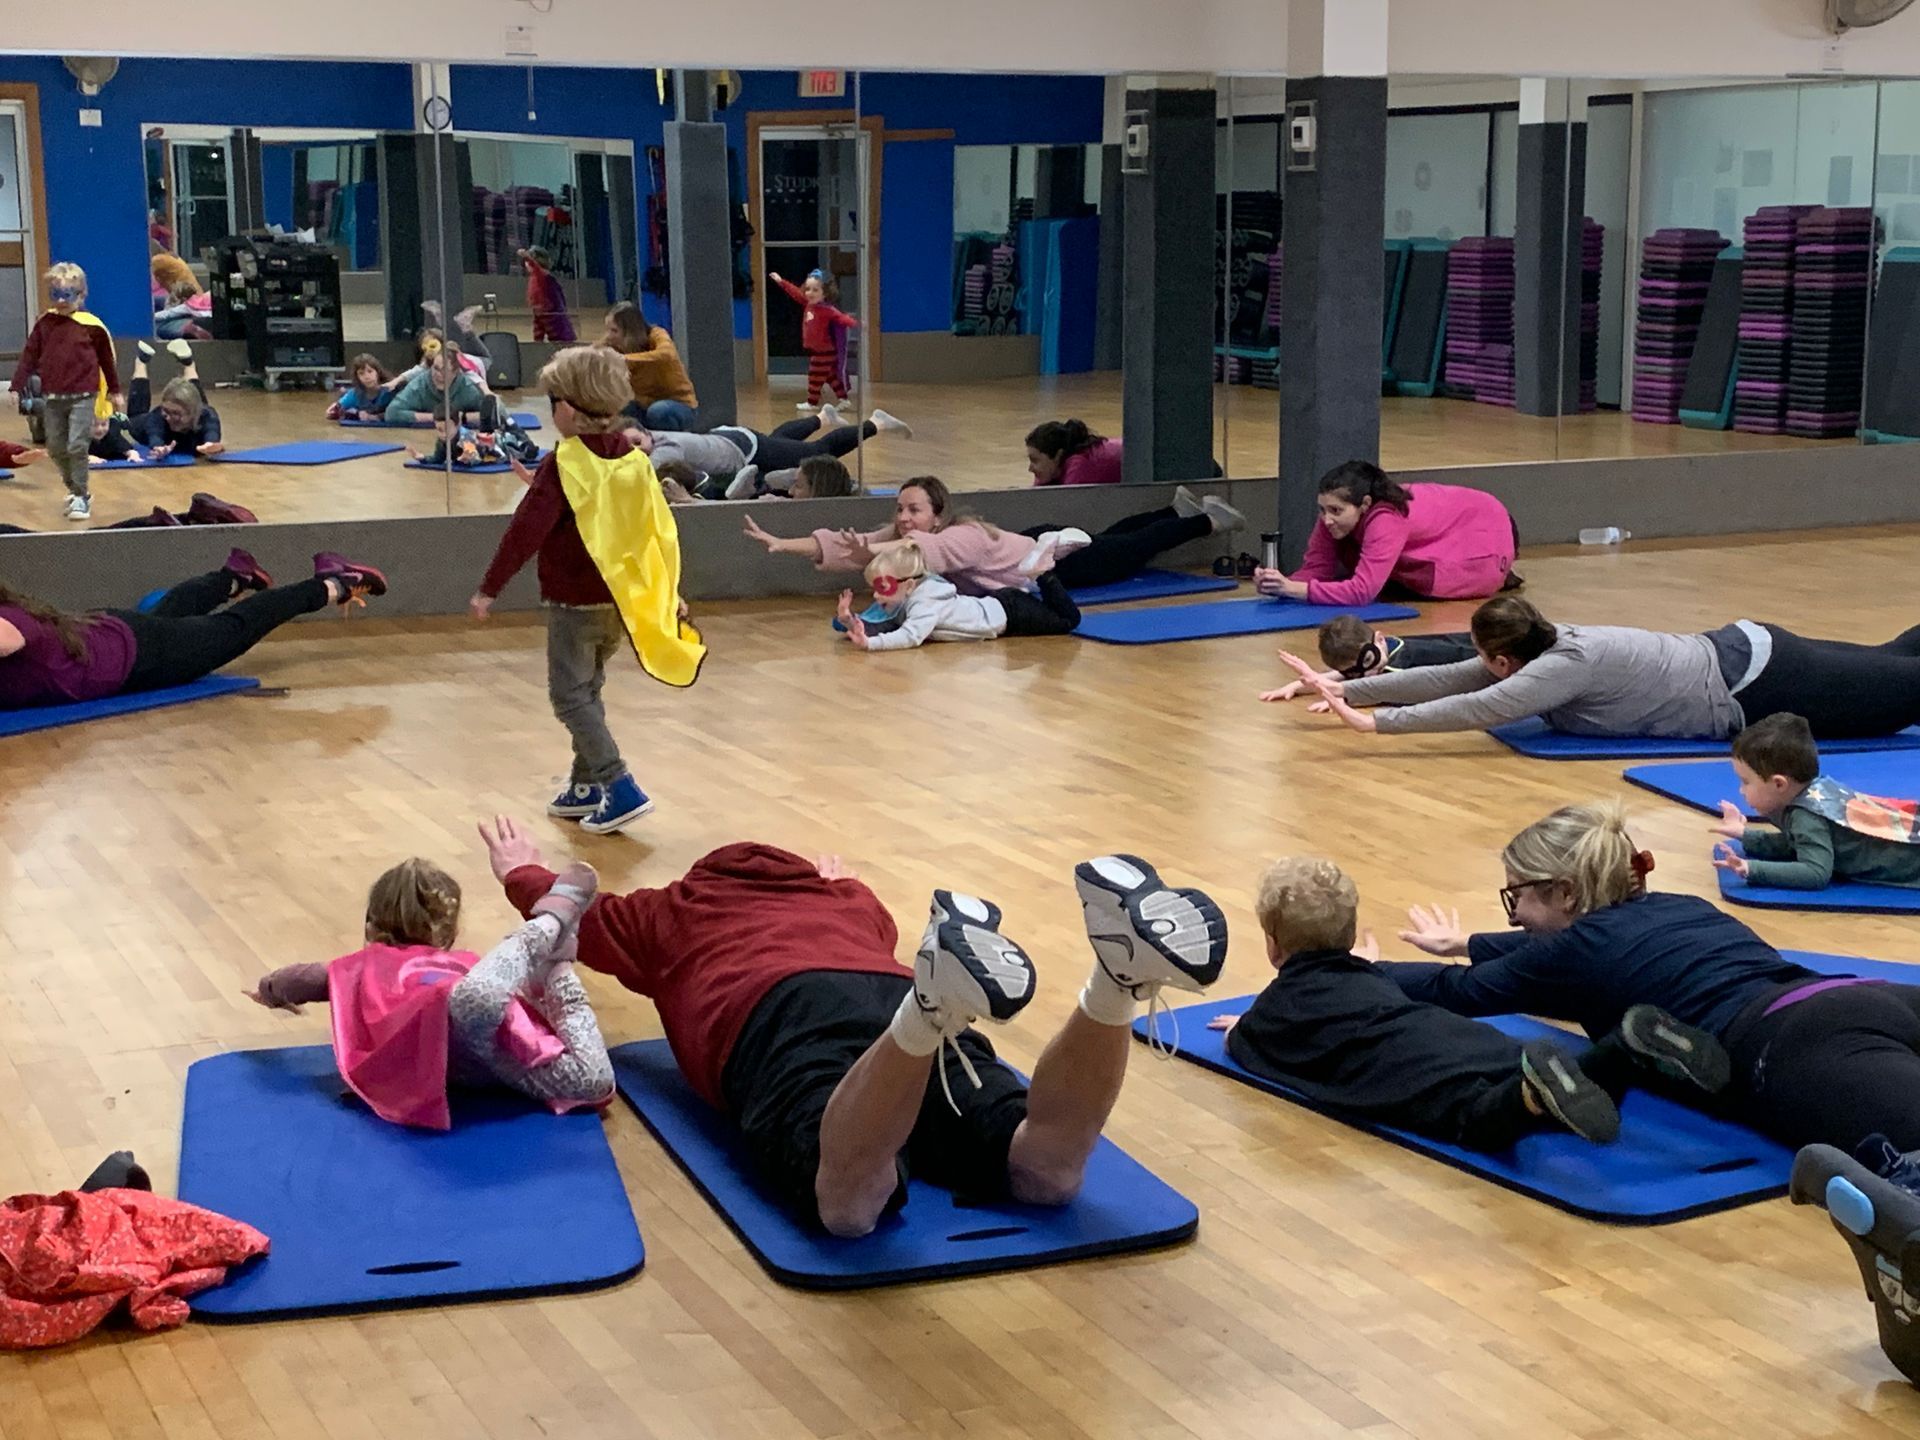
[1078,960,1144,1029]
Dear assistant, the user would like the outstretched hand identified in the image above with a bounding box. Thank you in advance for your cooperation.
[1709,800,1747,840]
[847,615,872,650]
[1275,650,1343,700]
[815,854,859,882]
[839,528,877,568]
[836,589,855,626]
[1400,904,1470,957]
[1206,1013,1240,1034]
[1712,842,1750,880]
[242,984,301,1015]
[742,514,781,551]
[479,814,544,882]
[1258,679,1309,704]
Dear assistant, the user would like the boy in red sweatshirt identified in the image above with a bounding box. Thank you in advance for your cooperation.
[10,263,121,522]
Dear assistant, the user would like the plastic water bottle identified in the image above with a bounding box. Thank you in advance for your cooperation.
[1578,526,1630,546]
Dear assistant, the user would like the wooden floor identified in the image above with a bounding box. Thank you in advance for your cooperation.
[0,370,1845,533]
[3,523,1920,1436]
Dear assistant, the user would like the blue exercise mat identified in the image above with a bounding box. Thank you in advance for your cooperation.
[1075,598,1419,645]
[1068,570,1241,607]
[1493,718,1920,760]
[88,450,202,471]
[609,1039,1196,1290]
[0,674,259,737]
[1136,998,1793,1223]
[1710,846,1920,914]
[404,453,546,474]
[1625,751,1920,818]
[1789,949,1920,986]
[340,411,543,431]
[179,1045,643,1320]
[216,440,403,466]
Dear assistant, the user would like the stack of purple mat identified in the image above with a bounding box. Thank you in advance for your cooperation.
[1785,206,1874,438]
[1444,237,1516,406]
[1578,218,1606,413]
[1735,204,1820,434]
[1630,228,1729,424]
[1251,248,1283,390]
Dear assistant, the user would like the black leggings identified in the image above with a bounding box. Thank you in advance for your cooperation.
[992,573,1081,637]
[1729,981,1920,1152]
[1738,622,1920,739]
[1454,1030,1640,1151]
[718,417,875,471]
[109,573,331,693]
[1027,508,1213,591]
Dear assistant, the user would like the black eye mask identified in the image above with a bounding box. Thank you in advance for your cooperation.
[1339,641,1385,681]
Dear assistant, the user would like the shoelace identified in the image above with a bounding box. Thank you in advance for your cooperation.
[1138,988,1182,1060]
[936,1027,983,1115]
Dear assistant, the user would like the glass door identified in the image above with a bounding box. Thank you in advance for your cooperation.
[759,125,867,398]
[0,102,33,361]
[173,141,234,260]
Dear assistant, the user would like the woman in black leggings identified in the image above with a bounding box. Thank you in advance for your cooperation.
[1022,486,1243,590]
[0,550,388,710]
[1384,800,1920,1155]
[710,407,912,472]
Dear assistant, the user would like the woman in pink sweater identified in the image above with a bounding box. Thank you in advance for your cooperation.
[742,477,1244,595]
[1255,461,1518,606]
[1026,419,1123,486]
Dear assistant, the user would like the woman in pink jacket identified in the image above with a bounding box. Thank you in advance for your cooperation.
[1254,461,1518,606]
[1026,419,1123,486]
[742,477,1243,594]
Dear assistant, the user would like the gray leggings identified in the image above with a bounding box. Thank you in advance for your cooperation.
[445,916,614,1110]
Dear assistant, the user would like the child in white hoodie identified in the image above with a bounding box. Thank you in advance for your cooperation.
[840,543,1080,651]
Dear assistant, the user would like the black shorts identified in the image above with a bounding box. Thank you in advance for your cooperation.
[719,970,1030,1229]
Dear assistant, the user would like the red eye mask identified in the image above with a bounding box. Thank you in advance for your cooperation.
[871,576,902,598]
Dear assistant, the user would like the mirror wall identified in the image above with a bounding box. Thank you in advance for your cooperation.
[1,56,1913,542]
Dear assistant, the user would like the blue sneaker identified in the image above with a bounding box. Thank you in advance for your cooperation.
[580,773,654,834]
[547,782,605,819]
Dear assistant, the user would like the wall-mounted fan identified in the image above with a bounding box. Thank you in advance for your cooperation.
[1827,0,1917,32]
[62,56,120,96]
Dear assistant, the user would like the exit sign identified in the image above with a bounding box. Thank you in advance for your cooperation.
[798,71,845,99]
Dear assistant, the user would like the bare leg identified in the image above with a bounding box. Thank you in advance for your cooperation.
[813,1036,937,1237]
[1006,1009,1130,1205]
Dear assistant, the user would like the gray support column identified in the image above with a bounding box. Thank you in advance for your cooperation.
[230,129,265,233]
[376,132,466,338]
[665,120,738,425]
[1093,143,1124,371]
[1514,115,1587,416]
[1032,146,1085,220]
[1277,76,1389,565]
[1120,85,1216,485]
[675,69,713,125]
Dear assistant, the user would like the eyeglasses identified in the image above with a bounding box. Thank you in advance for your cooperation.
[1498,879,1554,920]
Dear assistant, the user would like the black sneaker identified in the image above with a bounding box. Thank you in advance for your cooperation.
[1520,1042,1621,1144]
[1620,1004,1731,1094]
[1854,1133,1920,1199]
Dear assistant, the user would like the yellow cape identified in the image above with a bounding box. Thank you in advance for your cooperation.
[555,437,707,688]
[70,310,116,420]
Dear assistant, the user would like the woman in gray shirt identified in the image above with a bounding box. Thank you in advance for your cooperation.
[1276,595,1920,741]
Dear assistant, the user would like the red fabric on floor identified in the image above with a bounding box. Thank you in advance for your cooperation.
[0,1188,269,1349]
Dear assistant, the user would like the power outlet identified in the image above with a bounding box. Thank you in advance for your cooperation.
[78,109,102,127]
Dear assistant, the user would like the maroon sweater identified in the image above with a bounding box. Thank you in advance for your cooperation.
[11,312,119,398]
[505,844,906,1108]
[477,433,625,606]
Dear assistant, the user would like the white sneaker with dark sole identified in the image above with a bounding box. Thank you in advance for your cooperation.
[915,889,1002,963]
[914,914,1035,1028]
[165,338,195,364]
[1074,854,1228,996]
[1172,486,1204,519]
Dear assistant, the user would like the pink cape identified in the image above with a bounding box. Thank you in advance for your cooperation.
[327,944,566,1130]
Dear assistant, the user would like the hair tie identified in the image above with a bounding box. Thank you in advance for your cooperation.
[1630,850,1655,878]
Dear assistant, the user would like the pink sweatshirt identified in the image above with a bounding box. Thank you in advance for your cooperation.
[812,521,1046,595]
[1294,482,1515,606]
[1038,438,1124,486]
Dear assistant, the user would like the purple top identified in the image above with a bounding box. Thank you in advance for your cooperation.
[0,605,137,708]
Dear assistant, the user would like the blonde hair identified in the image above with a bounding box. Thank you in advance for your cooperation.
[45,261,86,295]
[1500,801,1640,917]
[1255,856,1359,955]
[864,543,927,586]
[364,859,463,950]
[540,345,632,431]
[151,253,195,293]
[157,378,204,430]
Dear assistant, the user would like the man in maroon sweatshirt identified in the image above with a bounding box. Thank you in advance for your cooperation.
[11,263,122,521]
[480,815,1227,1237]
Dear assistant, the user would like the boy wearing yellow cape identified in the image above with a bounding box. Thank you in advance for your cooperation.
[9,262,122,522]
[472,345,706,835]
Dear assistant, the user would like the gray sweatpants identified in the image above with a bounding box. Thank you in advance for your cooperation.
[42,394,94,499]
[446,915,614,1110]
[546,604,628,787]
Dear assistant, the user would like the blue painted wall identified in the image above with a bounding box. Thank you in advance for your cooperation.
[8,57,1102,338]
[0,56,414,333]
